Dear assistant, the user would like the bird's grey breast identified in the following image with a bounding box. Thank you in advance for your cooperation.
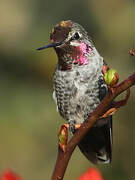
[53,57,104,124]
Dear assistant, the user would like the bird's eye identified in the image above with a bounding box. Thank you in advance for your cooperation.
[73,32,80,40]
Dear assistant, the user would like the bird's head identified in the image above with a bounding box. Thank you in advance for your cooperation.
[37,20,95,68]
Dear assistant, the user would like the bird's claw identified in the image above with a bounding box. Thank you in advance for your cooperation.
[69,120,76,133]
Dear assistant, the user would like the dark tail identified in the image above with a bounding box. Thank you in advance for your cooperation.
[77,116,112,164]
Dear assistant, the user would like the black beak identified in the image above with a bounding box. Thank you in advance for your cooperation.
[37,41,62,51]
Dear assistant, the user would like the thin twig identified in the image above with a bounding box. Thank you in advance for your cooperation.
[51,73,135,180]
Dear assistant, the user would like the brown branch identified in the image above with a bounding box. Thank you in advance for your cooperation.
[51,73,135,180]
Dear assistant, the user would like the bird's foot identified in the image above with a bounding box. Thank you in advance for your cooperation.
[58,122,81,151]
[68,120,76,133]
[68,120,81,133]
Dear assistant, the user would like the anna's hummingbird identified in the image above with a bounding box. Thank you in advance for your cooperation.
[37,20,112,164]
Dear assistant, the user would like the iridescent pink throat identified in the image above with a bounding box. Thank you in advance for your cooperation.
[71,43,93,65]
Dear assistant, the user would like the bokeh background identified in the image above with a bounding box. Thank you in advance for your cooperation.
[0,0,135,179]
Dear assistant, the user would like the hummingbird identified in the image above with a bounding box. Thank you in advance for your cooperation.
[37,20,112,164]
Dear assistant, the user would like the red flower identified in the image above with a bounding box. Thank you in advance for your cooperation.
[1,169,22,180]
[77,167,104,180]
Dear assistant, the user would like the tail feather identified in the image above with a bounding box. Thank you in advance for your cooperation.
[77,116,112,164]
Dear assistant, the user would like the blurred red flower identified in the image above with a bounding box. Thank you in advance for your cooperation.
[77,167,104,180]
[1,169,22,180]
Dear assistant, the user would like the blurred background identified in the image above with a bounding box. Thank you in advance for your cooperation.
[0,0,135,179]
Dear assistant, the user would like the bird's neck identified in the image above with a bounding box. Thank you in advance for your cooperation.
[56,42,100,71]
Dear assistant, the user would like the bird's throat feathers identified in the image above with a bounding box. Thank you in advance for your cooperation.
[71,42,93,65]
[56,42,94,70]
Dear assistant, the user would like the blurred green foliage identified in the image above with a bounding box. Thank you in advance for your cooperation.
[0,0,135,179]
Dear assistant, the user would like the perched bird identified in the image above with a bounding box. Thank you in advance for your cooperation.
[37,20,112,164]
